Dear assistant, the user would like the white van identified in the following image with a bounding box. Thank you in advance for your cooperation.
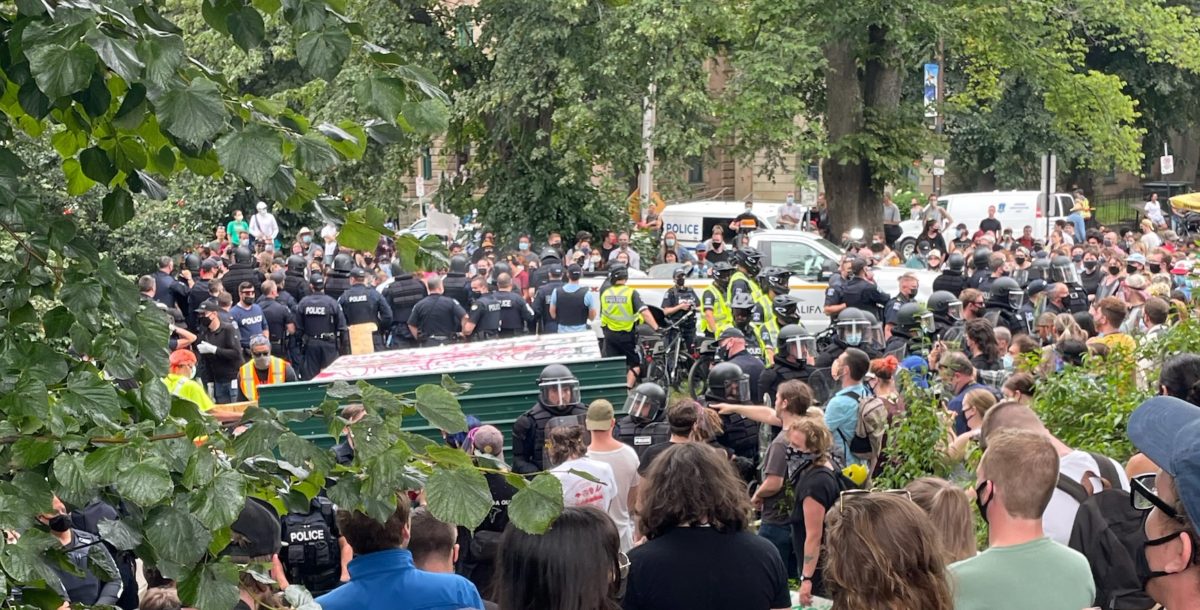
[895,190,1074,258]
[660,200,785,250]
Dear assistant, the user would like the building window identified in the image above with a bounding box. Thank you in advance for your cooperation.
[422,147,433,181]
[687,157,704,184]
[806,162,820,182]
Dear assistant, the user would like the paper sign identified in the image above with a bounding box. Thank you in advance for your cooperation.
[1162,155,1175,175]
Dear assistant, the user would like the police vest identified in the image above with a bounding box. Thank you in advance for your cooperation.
[493,291,527,331]
[553,285,590,327]
[281,499,341,594]
[614,418,670,460]
[385,277,426,324]
[600,285,637,332]
[283,271,309,302]
[714,404,758,452]
[701,285,731,335]
[238,358,286,402]
[222,264,261,297]
[299,296,338,337]
[725,271,764,305]
[341,287,376,325]
[741,325,770,364]
[525,403,588,471]
[325,272,351,299]
[442,274,471,309]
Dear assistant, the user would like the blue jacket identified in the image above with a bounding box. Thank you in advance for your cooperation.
[825,384,868,467]
[316,549,484,610]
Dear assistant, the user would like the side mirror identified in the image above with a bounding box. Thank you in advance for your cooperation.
[817,259,838,282]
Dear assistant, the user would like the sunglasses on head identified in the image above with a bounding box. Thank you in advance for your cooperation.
[1131,473,1182,521]
[838,488,911,510]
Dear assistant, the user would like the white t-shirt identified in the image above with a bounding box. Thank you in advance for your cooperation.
[551,456,617,512]
[1142,231,1163,249]
[587,444,641,552]
[1145,200,1165,225]
[1043,450,1131,545]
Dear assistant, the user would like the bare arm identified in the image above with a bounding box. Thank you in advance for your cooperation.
[271,554,290,589]
[461,315,475,335]
[339,536,353,581]
[715,403,781,427]
[750,474,784,509]
[640,308,659,330]
[800,494,828,581]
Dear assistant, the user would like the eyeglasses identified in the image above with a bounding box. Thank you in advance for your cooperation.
[1131,473,1181,521]
[839,488,911,510]
[251,352,271,358]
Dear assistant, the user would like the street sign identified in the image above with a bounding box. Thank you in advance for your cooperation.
[932,158,945,176]
[415,176,426,198]
[1162,155,1175,175]
[923,64,939,118]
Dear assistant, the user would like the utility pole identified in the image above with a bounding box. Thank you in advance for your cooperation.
[934,39,945,196]
[639,83,656,222]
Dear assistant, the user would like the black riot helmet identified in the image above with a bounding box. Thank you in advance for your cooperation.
[540,248,560,262]
[184,253,201,273]
[234,246,253,266]
[777,324,816,361]
[390,259,405,277]
[624,382,666,424]
[733,247,763,276]
[1049,255,1079,284]
[286,255,306,273]
[309,273,326,291]
[772,294,802,326]
[729,292,756,326]
[989,276,1024,309]
[608,263,629,283]
[896,302,935,335]
[449,254,469,274]
[537,364,580,408]
[492,261,512,282]
[707,362,750,403]
[711,261,736,286]
[1026,279,1047,301]
[835,307,872,347]
[757,266,792,295]
[927,290,964,322]
[972,247,991,271]
[945,252,966,274]
[333,253,354,273]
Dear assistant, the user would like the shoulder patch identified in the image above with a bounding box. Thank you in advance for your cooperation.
[826,288,837,296]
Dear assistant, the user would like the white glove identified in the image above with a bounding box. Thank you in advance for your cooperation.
[197,341,218,355]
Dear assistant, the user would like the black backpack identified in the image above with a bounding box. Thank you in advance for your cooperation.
[1061,452,1155,610]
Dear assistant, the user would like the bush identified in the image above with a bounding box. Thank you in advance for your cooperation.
[874,373,957,489]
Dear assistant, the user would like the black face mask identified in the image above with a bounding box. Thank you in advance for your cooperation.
[1136,530,1187,588]
[1127,264,1139,275]
[1015,257,1026,265]
[1149,263,1162,274]
[1072,254,1084,263]
[1109,265,1122,276]
[470,290,482,300]
[48,513,72,532]
[1084,260,1098,271]
[674,277,686,287]
[716,347,730,361]
[241,296,254,305]
[975,481,992,525]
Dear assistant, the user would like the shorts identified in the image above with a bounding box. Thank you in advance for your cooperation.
[603,329,640,368]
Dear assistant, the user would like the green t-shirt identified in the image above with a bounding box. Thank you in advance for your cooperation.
[227,219,249,245]
[950,537,1095,610]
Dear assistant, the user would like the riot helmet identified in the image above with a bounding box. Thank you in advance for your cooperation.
[184,253,201,273]
[309,273,326,290]
[946,252,966,274]
[492,261,512,282]
[234,247,253,266]
[989,276,1024,310]
[777,324,816,361]
[608,263,629,283]
[333,253,354,273]
[540,248,560,262]
[733,247,763,276]
[711,261,736,286]
[971,247,991,271]
[1025,279,1047,301]
[391,259,404,277]
[757,266,792,295]
[896,302,935,335]
[1049,255,1079,284]
[835,307,871,347]
[707,362,750,403]
[537,364,580,408]
[729,292,756,326]
[772,294,802,326]
[624,383,666,424]
[286,255,306,273]
[449,254,469,274]
[927,290,963,321]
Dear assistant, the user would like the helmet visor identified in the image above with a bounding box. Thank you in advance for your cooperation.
[772,281,790,295]
[947,300,964,321]
[1009,290,1025,310]
[623,392,660,422]
[1051,265,1079,285]
[725,375,751,403]
[539,379,581,407]
[837,320,870,345]
[919,312,936,334]
[786,336,817,360]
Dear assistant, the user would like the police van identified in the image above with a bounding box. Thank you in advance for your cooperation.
[581,229,937,336]
[659,200,786,250]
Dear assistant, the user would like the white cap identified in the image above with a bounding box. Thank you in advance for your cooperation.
[256,201,267,211]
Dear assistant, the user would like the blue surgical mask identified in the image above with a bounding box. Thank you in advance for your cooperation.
[665,238,675,247]
[845,332,863,346]
[302,235,312,244]
[1002,354,1014,370]
[518,242,529,251]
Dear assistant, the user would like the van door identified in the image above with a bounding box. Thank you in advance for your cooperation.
[758,238,830,279]
[1055,194,1073,220]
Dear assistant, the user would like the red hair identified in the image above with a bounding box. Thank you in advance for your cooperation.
[869,355,899,381]
[169,349,196,371]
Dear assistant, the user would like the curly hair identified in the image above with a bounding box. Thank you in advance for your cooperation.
[825,493,954,610]
[689,406,724,443]
[636,443,750,540]
[546,425,587,467]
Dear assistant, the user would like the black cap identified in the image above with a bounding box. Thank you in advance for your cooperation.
[567,263,582,279]
[350,267,367,279]
[196,300,220,314]
[718,327,745,341]
[548,264,563,278]
[224,499,281,562]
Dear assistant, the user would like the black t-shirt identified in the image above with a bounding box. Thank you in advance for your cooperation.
[623,527,790,610]
[788,465,839,592]
[637,440,684,476]
[979,217,1002,234]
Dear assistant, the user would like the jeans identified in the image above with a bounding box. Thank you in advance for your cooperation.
[212,377,237,404]
[758,523,797,579]
[1067,212,1086,242]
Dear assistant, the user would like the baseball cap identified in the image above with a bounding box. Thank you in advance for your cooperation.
[196,300,220,314]
[718,327,745,341]
[1128,253,1148,265]
[694,243,708,252]
[567,263,582,279]
[927,249,943,260]
[586,400,616,431]
[224,499,281,562]
[469,425,505,459]
[548,264,564,278]
[350,267,367,279]
[1129,396,1200,523]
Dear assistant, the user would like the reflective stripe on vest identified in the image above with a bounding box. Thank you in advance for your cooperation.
[239,357,286,402]
[600,285,637,332]
[725,271,764,304]
[702,285,731,335]
[171,377,188,396]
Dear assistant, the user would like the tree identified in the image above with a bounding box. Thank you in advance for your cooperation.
[0,2,560,609]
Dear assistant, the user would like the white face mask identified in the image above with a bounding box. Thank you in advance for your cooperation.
[187,366,196,380]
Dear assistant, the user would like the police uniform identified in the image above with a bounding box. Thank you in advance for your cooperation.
[383,274,428,348]
[222,263,265,298]
[614,415,670,460]
[339,283,393,350]
[258,297,296,359]
[968,269,992,292]
[1065,284,1088,313]
[532,279,565,334]
[551,284,592,332]
[491,289,534,338]
[932,271,967,296]
[511,402,588,474]
[324,269,351,300]
[726,272,764,324]
[186,278,212,332]
[442,272,471,310]
[468,293,502,340]
[279,497,343,596]
[835,277,891,319]
[701,284,731,337]
[599,284,647,367]
[661,285,699,348]
[283,269,310,303]
[883,295,914,327]
[153,270,189,314]
[409,294,467,347]
[735,322,773,365]
[295,293,347,378]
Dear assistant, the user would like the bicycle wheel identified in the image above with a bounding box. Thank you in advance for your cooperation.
[687,355,713,399]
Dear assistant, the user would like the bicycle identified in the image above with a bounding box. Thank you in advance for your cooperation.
[643,311,697,391]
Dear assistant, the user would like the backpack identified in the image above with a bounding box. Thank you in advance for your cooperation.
[1061,453,1155,610]
[836,391,894,466]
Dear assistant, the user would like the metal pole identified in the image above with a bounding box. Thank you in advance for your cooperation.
[640,83,656,222]
[934,38,945,195]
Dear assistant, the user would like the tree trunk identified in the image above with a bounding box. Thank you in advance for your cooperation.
[822,38,869,242]
[1171,127,1200,188]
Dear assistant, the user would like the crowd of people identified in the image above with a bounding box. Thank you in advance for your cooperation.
[78,190,1200,610]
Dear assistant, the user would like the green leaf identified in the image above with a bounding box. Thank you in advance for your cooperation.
[252,0,282,14]
[157,78,228,146]
[231,418,285,459]
[508,474,564,534]
[292,133,340,174]
[327,380,361,400]
[401,99,449,135]
[359,381,404,415]
[97,517,143,551]
[217,124,283,189]
[139,33,185,90]
[80,146,116,185]
[115,459,173,506]
[101,188,135,229]
[227,6,266,52]
[425,445,473,469]
[114,137,148,173]
[27,42,96,99]
[296,28,351,82]
[178,561,239,610]
[201,0,238,35]
[10,437,57,469]
[355,75,406,122]
[63,371,123,426]
[62,158,95,196]
[425,467,493,529]
[188,470,245,529]
[51,453,91,507]
[85,30,143,83]
[182,148,222,176]
[18,81,51,119]
[146,506,212,567]
[283,584,321,610]
[84,445,132,486]
[415,384,468,433]
[50,128,84,158]
[283,0,327,32]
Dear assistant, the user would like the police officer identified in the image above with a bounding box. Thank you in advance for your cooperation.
[824,257,890,320]
[883,273,919,338]
[1028,255,1051,287]
[613,382,670,460]
[981,276,1027,335]
[927,290,965,343]
[1020,279,1047,332]
[661,267,699,351]
[279,496,345,596]
[222,247,265,297]
[771,294,803,328]
[443,255,472,310]
[599,264,659,388]
[258,279,296,360]
[383,261,428,348]
[295,274,347,379]
[531,264,565,334]
[703,361,758,464]
[1048,254,1088,313]
[339,268,392,350]
[408,276,471,347]
[549,264,596,333]
[153,256,190,316]
[729,292,772,364]
[814,307,881,367]
[884,302,935,358]
[491,273,534,338]
[325,253,354,299]
[966,247,992,291]
[759,324,817,406]
[727,247,765,323]
[511,365,589,474]
[266,271,299,312]
[283,255,310,303]
[465,275,502,340]
[756,266,792,341]
[528,248,562,293]
[932,252,968,295]
[701,261,736,338]
[187,260,220,332]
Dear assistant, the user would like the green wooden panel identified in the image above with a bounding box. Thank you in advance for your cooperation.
[258,357,630,451]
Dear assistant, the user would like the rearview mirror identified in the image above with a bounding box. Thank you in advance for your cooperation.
[817,259,838,282]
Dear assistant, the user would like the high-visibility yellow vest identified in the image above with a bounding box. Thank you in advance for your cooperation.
[702,285,731,335]
[726,271,765,304]
[238,357,286,402]
[600,285,637,332]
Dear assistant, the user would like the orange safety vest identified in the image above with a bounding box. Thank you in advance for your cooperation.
[238,357,286,402]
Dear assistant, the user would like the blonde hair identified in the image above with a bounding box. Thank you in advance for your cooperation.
[905,477,977,563]
[690,407,724,443]
[980,429,1059,519]
[964,388,998,422]
[1053,313,1086,342]
[786,416,833,464]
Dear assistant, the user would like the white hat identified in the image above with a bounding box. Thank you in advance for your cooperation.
[256,201,267,211]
